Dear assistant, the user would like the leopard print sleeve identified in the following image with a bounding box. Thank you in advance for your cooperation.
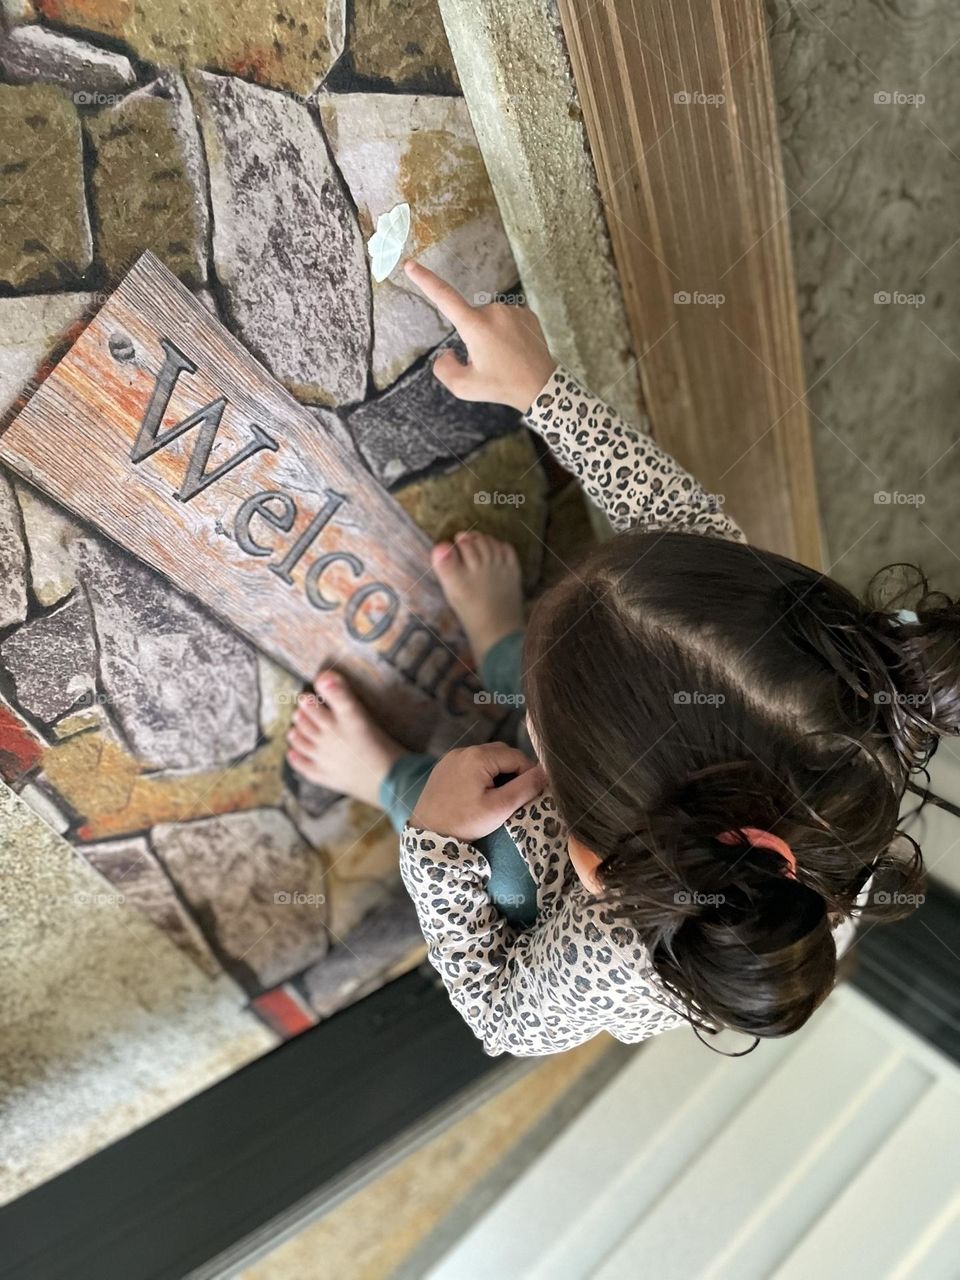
[400,824,688,1056]
[523,366,745,541]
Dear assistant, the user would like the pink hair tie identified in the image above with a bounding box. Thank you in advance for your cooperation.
[717,826,797,880]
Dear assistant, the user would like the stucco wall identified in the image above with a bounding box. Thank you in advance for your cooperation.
[767,0,960,593]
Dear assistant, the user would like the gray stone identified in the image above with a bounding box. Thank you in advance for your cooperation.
[317,91,517,390]
[288,777,341,820]
[256,651,301,741]
[74,538,259,770]
[191,72,371,406]
[301,886,423,1017]
[79,836,221,977]
[13,481,85,607]
[0,25,135,96]
[310,404,364,464]
[0,593,97,722]
[0,294,95,420]
[276,794,402,938]
[281,785,338,848]
[0,469,28,630]
[345,336,521,486]
[152,808,330,989]
[368,277,449,393]
[194,287,218,315]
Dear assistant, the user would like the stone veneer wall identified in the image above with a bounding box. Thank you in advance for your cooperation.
[0,0,594,1039]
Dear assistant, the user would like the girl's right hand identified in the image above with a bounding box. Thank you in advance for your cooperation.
[409,743,547,842]
[404,261,557,413]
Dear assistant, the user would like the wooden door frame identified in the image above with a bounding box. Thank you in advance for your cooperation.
[556,0,822,566]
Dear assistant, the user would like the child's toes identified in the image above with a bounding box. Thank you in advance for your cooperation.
[286,745,321,781]
[431,540,468,585]
[294,696,329,735]
[286,724,316,755]
[472,533,500,564]
[431,540,459,572]
[454,530,483,568]
[314,671,363,721]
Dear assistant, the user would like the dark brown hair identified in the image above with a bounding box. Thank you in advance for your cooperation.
[523,531,958,1040]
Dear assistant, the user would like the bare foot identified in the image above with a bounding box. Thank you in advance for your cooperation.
[432,532,525,667]
[286,672,406,807]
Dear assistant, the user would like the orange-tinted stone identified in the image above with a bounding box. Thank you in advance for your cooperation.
[0,699,44,784]
[42,721,287,841]
[36,0,345,95]
[251,986,317,1038]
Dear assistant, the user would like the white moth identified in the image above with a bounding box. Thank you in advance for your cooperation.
[367,202,411,283]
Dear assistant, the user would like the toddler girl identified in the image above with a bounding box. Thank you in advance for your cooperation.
[286,261,951,1056]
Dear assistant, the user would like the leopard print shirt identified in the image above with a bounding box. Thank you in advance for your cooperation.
[527,366,745,541]
[401,799,691,1057]
[401,367,755,1056]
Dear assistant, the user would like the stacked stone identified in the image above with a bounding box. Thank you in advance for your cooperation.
[0,0,586,1035]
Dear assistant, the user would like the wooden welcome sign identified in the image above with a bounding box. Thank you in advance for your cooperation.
[0,253,498,752]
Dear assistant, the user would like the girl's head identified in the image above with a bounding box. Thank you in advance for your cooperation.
[524,531,958,1040]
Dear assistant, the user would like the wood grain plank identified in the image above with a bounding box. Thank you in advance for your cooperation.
[556,0,823,565]
[0,253,501,753]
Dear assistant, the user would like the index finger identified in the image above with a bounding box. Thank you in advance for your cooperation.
[491,765,547,819]
[404,260,478,333]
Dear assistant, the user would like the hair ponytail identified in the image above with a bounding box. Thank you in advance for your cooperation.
[593,763,838,1037]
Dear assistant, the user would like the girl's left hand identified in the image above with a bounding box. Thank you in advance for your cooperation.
[409,743,547,841]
